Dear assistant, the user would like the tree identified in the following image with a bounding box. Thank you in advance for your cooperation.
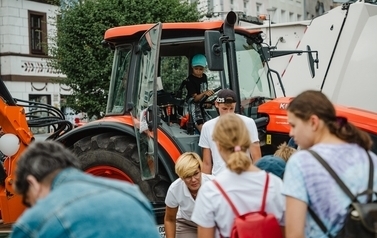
[50,0,200,118]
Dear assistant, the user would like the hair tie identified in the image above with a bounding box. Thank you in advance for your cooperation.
[336,116,348,127]
[234,146,241,152]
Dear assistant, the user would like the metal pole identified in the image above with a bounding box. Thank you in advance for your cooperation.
[269,14,272,47]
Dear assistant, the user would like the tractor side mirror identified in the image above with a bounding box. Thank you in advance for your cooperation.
[204,31,224,71]
[307,45,317,78]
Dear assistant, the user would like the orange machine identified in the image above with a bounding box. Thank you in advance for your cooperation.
[0,11,376,228]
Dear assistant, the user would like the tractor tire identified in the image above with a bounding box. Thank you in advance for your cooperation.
[73,132,170,202]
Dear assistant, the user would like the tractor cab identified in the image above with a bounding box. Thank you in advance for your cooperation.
[103,13,278,179]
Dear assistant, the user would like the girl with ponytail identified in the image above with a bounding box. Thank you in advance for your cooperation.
[283,90,377,238]
[191,113,285,238]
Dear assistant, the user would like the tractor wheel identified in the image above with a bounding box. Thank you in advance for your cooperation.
[73,132,170,202]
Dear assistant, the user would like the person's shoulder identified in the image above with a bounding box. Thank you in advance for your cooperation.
[199,177,216,193]
[268,172,284,185]
[96,176,143,193]
[85,175,152,203]
[202,116,219,128]
[208,116,220,124]
[237,114,256,123]
[168,178,184,190]
[186,74,196,82]
[202,173,215,182]
[237,114,258,133]
[285,150,313,168]
[212,169,237,183]
[368,150,377,162]
[288,149,308,160]
[14,198,55,232]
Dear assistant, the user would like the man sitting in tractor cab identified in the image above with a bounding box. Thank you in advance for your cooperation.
[185,54,214,132]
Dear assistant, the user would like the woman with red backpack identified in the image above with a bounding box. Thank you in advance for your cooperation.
[191,113,285,238]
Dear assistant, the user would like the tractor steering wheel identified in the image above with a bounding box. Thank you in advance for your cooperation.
[199,86,222,121]
[199,86,222,107]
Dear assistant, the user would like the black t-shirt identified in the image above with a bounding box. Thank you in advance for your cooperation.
[185,74,208,99]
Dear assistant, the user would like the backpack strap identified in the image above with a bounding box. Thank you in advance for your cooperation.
[213,180,240,217]
[260,172,270,212]
[307,208,333,238]
[213,172,270,216]
[365,151,374,202]
[213,173,269,238]
[308,150,357,201]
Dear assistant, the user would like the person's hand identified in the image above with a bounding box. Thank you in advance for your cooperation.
[204,90,214,97]
[205,103,212,108]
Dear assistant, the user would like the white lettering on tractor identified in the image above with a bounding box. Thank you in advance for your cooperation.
[279,103,289,110]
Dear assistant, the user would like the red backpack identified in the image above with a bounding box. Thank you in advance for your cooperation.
[213,173,283,238]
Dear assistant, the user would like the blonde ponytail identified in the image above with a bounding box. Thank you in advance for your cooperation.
[213,114,252,174]
[227,151,251,174]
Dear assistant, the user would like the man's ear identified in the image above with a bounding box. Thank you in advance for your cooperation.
[26,175,40,191]
[214,102,219,109]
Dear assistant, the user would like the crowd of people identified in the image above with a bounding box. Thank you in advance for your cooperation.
[7,54,377,238]
[163,64,377,238]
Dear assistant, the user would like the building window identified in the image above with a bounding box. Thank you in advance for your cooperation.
[289,12,295,21]
[29,94,51,134]
[256,3,262,15]
[29,11,47,55]
[281,10,286,22]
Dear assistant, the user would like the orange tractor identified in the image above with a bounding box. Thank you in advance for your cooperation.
[0,12,376,232]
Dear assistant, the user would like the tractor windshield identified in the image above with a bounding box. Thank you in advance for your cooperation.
[224,33,275,115]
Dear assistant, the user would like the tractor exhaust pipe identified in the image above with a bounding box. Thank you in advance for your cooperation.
[223,12,242,113]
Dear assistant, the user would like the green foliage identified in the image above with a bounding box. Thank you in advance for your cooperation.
[50,0,200,118]
[160,56,189,94]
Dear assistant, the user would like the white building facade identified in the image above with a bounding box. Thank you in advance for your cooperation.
[201,0,305,23]
[305,0,342,20]
[0,0,81,128]
[198,0,340,23]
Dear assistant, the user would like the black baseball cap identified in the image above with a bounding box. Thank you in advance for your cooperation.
[216,89,237,103]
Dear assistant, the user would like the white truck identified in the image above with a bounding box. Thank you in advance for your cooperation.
[270,0,377,113]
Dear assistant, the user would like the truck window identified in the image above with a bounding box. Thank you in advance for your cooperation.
[106,45,132,114]
[234,34,275,100]
[223,33,275,116]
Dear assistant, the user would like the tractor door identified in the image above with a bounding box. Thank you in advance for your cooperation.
[131,23,162,180]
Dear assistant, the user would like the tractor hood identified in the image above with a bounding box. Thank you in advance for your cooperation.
[258,97,292,134]
[258,97,377,135]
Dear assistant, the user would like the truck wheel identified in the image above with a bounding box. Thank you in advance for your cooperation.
[73,132,170,202]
